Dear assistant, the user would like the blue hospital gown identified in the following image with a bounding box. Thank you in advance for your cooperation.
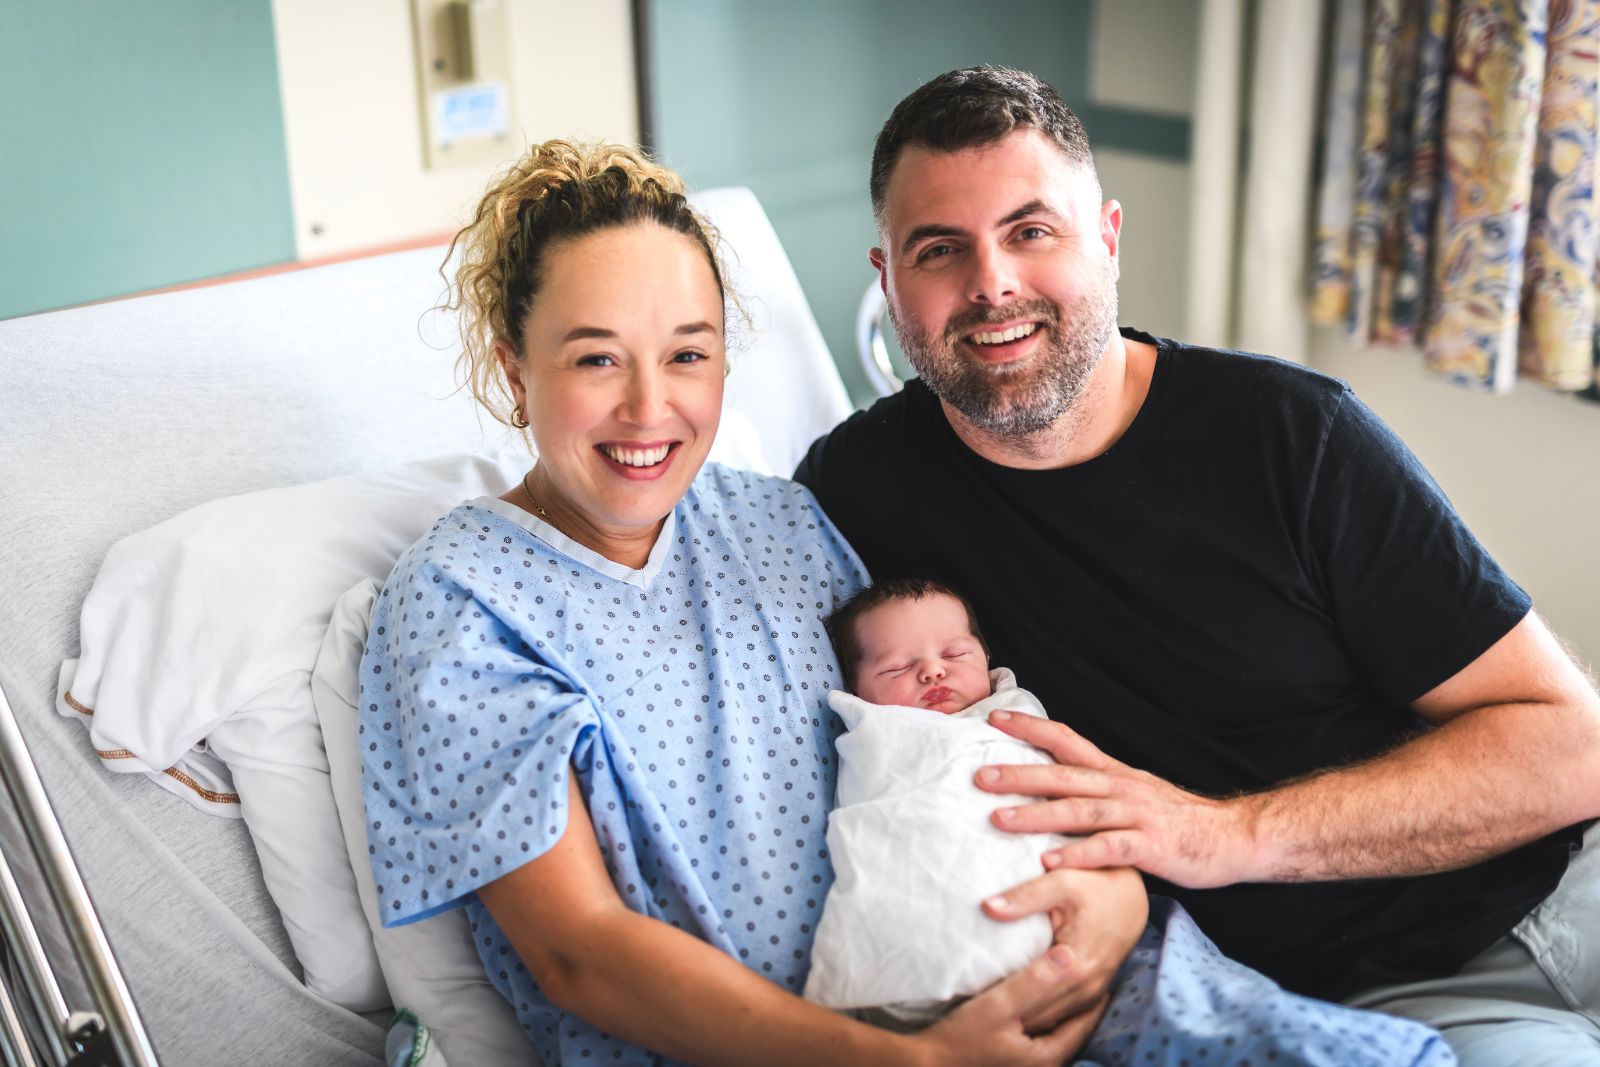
[360,463,869,1065]
[1081,899,1455,1066]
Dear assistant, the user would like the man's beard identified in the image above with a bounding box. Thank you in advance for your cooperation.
[889,267,1119,438]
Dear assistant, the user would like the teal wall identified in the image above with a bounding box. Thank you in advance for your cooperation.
[0,1,295,319]
[648,0,1189,404]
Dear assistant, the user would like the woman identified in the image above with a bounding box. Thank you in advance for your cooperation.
[358,141,1121,1066]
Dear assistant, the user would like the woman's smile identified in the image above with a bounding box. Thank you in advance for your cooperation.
[596,440,681,479]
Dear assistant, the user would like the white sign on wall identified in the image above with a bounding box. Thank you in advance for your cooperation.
[433,82,510,146]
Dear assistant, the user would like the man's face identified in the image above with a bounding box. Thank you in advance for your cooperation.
[871,130,1122,437]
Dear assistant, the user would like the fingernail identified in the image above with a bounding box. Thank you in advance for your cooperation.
[1047,946,1073,969]
[984,894,1008,911]
[995,807,1016,823]
[977,767,1000,784]
[1041,850,1060,869]
[990,710,1012,722]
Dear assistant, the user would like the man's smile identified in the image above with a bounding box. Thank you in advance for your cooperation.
[966,321,1039,346]
[959,321,1045,365]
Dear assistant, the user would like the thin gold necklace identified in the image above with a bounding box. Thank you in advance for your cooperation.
[520,470,549,518]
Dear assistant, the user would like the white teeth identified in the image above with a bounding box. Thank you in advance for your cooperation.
[970,322,1038,345]
[603,444,671,467]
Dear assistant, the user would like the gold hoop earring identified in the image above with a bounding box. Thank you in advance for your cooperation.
[510,406,529,429]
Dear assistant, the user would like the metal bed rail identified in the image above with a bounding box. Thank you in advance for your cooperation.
[0,680,158,1067]
[854,281,903,399]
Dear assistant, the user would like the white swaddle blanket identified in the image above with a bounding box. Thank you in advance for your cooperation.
[804,668,1065,1024]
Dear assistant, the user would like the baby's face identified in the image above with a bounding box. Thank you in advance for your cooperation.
[851,594,992,714]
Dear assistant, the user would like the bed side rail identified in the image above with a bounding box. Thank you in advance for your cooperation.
[855,281,903,399]
[0,681,157,1067]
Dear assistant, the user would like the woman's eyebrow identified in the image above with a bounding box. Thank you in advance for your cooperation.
[561,325,616,342]
[560,321,716,343]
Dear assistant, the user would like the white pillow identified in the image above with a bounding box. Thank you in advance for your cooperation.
[57,443,534,1009]
[315,579,536,1066]
[54,418,772,1013]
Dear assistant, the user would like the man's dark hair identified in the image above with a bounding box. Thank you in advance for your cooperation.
[826,577,989,692]
[870,66,1095,222]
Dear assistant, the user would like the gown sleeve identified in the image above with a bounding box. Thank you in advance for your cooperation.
[360,549,600,928]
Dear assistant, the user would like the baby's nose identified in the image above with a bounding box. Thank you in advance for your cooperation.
[918,661,945,682]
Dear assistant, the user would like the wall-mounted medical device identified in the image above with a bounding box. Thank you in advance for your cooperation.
[411,0,517,170]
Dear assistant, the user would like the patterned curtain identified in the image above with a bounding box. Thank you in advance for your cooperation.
[1312,0,1600,398]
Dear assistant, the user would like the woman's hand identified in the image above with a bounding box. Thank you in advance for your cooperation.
[982,865,1147,1034]
[907,947,1109,1067]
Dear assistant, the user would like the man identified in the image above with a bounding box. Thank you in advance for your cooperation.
[795,66,1600,1063]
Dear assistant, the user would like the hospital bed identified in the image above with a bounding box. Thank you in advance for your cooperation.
[0,188,871,1066]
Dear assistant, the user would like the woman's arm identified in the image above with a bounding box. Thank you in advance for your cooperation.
[479,775,1099,1067]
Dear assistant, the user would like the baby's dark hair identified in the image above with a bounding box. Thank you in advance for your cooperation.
[826,577,989,691]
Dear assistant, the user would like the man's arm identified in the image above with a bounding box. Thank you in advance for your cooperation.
[977,611,1600,888]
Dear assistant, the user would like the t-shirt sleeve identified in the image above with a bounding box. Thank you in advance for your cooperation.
[1303,387,1531,706]
[793,431,824,485]
[792,433,832,510]
[360,555,597,928]
[794,422,855,525]
[790,428,873,606]
[796,480,873,600]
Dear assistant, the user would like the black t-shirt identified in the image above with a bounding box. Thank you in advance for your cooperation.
[794,327,1584,1001]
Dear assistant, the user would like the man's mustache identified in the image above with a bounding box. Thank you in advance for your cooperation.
[942,299,1059,340]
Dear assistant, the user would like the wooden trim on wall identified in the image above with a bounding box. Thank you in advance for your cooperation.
[130,230,456,300]
[0,230,461,320]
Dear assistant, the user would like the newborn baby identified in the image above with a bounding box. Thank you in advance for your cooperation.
[803,578,1064,1024]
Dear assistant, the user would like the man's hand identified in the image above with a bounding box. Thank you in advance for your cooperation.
[980,863,1148,1033]
[977,710,1258,888]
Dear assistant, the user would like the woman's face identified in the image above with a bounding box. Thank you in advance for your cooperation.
[500,223,726,551]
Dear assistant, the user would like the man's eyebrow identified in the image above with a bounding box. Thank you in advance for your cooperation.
[997,199,1062,227]
[900,224,962,256]
[561,321,717,343]
[898,201,1064,255]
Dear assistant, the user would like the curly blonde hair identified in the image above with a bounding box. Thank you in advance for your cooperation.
[442,140,729,427]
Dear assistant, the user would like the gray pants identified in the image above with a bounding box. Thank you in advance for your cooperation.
[1346,823,1600,1066]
